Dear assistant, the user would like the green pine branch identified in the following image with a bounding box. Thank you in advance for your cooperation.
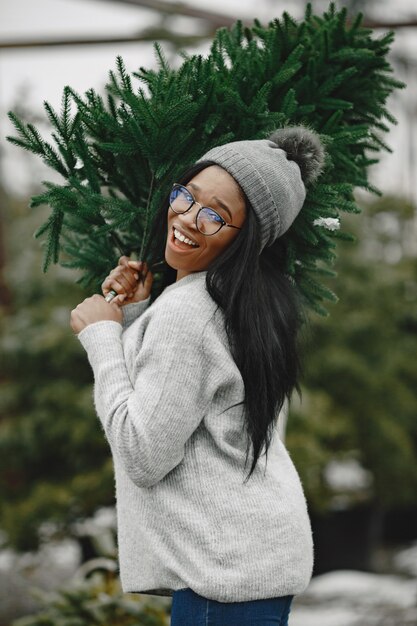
[6,0,406,316]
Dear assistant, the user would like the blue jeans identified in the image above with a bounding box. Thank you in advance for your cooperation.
[170,587,294,626]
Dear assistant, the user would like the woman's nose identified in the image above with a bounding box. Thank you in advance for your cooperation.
[181,204,200,231]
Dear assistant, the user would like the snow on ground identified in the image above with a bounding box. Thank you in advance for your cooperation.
[0,537,82,621]
[394,541,417,577]
[303,569,417,608]
[290,569,417,626]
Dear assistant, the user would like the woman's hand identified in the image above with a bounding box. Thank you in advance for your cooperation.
[101,256,154,305]
[70,294,122,334]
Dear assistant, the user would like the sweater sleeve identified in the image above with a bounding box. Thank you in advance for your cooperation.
[121,295,151,329]
[76,300,219,488]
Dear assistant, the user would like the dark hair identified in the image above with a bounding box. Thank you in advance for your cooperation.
[144,161,306,483]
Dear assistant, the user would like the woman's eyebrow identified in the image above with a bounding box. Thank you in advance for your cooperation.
[187,182,233,221]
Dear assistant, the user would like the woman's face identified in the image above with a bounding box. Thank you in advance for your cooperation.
[165,165,247,281]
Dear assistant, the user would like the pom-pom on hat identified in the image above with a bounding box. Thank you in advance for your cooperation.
[197,125,326,253]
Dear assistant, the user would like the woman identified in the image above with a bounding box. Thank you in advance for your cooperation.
[70,125,326,625]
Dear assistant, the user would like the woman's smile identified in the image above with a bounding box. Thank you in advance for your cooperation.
[168,225,201,252]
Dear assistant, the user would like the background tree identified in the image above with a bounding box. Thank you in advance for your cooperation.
[6,1,405,316]
[287,193,417,533]
[0,189,115,552]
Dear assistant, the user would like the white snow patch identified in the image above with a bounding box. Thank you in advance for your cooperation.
[289,606,362,626]
[323,458,373,491]
[394,541,417,577]
[303,569,417,609]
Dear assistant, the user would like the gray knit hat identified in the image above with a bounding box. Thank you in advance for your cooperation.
[197,125,326,253]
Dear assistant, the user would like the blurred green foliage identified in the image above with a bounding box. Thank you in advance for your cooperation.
[288,194,417,512]
[12,569,168,626]
[0,190,115,552]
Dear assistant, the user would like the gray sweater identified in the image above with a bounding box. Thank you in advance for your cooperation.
[76,270,314,603]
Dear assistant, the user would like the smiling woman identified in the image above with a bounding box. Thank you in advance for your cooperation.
[165,164,247,282]
[76,126,326,625]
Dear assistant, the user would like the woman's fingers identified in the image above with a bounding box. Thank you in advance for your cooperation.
[102,277,126,297]
[101,258,152,303]
[118,255,131,267]
[127,261,149,286]
[113,293,126,305]
[115,270,137,294]
[102,272,135,297]
[117,256,140,286]
[127,260,143,277]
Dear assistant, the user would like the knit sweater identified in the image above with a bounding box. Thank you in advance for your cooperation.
[76,270,314,603]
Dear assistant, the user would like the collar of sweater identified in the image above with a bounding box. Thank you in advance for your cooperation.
[162,270,208,298]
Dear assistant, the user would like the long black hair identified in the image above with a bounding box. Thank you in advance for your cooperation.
[144,161,307,483]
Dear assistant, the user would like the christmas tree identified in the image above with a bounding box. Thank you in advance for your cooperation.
[6,2,405,316]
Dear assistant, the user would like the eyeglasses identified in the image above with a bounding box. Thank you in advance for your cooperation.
[169,183,242,236]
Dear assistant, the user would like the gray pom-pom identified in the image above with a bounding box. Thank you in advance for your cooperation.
[268,125,326,185]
